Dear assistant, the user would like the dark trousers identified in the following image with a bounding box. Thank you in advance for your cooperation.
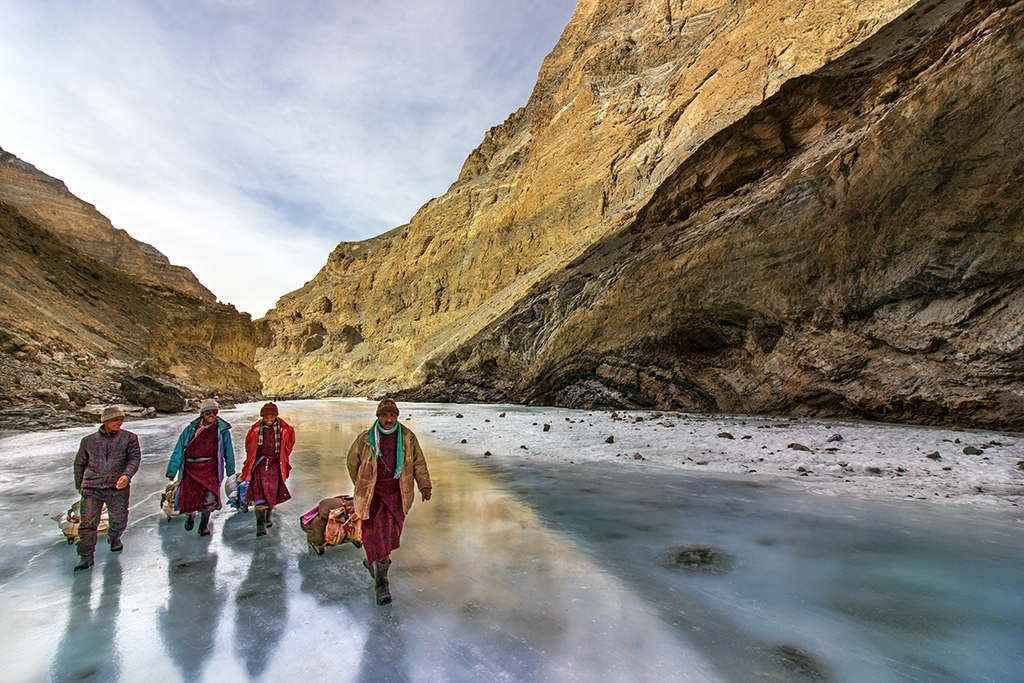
[78,487,130,558]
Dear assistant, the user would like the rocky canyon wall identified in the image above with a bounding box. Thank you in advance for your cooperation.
[259,0,1024,430]
[0,158,261,428]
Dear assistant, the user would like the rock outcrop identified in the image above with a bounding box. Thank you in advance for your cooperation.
[0,194,261,429]
[258,0,1024,430]
[0,147,216,301]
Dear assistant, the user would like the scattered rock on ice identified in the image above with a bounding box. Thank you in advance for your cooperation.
[605,435,614,443]
[718,432,734,439]
[826,434,843,442]
[788,443,811,451]
[926,451,941,460]
[963,446,984,455]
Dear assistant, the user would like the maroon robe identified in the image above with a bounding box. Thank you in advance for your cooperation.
[361,430,405,564]
[177,423,221,513]
[246,424,291,507]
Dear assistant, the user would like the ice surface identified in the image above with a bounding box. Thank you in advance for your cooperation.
[1,399,1022,683]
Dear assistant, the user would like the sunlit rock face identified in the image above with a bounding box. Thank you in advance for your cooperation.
[0,198,261,423]
[259,0,1024,430]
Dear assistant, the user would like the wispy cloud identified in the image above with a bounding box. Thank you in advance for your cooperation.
[0,0,576,316]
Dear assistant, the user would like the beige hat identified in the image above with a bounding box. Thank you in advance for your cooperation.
[199,398,219,414]
[100,405,124,423]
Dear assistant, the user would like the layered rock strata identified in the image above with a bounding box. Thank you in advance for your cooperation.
[259,0,1024,430]
[0,147,215,300]
[0,199,261,430]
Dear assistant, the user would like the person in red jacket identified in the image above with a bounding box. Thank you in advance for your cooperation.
[241,402,295,536]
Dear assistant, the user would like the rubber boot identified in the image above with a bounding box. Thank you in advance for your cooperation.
[184,513,195,531]
[74,555,94,572]
[255,507,268,536]
[373,560,392,605]
[265,507,274,528]
[198,511,212,536]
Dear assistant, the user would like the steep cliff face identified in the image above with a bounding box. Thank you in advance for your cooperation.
[260,0,1024,430]
[0,196,261,426]
[0,147,216,301]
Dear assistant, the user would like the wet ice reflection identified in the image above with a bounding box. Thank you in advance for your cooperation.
[1,400,1022,683]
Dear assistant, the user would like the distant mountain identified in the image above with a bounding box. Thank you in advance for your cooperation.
[0,155,261,428]
[0,146,216,301]
[258,0,1023,430]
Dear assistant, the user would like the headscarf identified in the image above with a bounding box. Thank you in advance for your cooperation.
[368,420,403,479]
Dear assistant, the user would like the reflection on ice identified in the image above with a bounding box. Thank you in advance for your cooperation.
[0,399,1022,682]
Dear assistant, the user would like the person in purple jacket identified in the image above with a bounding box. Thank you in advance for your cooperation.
[73,405,141,572]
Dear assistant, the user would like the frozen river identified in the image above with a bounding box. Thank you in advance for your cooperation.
[1,400,1022,683]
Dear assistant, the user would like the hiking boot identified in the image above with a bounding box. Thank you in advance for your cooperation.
[362,558,375,578]
[373,560,392,605]
[255,507,267,537]
[265,507,274,528]
[74,556,94,572]
[184,514,195,531]
[109,539,123,552]
[198,511,212,536]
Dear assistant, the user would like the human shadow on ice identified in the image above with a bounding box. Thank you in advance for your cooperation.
[51,556,123,683]
[234,535,288,677]
[157,520,224,683]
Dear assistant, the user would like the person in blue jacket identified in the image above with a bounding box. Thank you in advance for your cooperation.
[166,399,235,536]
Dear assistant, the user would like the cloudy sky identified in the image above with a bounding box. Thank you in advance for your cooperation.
[0,0,577,316]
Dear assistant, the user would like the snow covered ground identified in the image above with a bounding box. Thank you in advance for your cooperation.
[401,401,1024,510]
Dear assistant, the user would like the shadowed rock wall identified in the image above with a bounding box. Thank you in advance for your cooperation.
[0,147,216,301]
[0,201,261,424]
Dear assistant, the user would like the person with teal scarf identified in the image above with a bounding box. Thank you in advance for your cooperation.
[347,398,432,605]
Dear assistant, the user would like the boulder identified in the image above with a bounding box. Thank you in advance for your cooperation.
[120,375,187,413]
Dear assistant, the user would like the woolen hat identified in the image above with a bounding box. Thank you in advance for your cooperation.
[260,402,279,417]
[375,398,399,416]
[199,398,219,414]
[100,405,124,423]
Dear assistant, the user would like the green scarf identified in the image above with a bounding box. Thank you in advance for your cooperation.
[368,420,403,479]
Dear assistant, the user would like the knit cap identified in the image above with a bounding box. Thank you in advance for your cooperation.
[100,405,124,423]
[375,398,399,416]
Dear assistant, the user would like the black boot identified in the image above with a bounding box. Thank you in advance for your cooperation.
[184,513,195,531]
[255,507,267,536]
[265,507,274,528]
[74,555,94,572]
[373,560,392,605]
[198,511,212,536]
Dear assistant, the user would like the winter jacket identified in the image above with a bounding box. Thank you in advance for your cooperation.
[166,416,235,480]
[241,418,295,482]
[347,424,431,520]
[75,427,142,490]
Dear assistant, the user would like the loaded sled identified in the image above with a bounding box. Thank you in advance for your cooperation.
[300,494,362,555]
[57,499,108,544]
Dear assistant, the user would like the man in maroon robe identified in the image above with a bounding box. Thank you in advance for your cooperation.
[166,399,236,536]
[241,402,295,536]
[347,399,432,605]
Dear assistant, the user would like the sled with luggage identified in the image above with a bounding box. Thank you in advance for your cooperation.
[57,499,108,544]
[300,494,362,555]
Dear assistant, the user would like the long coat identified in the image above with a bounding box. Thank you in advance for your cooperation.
[241,418,295,482]
[166,416,235,480]
[346,424,431,520]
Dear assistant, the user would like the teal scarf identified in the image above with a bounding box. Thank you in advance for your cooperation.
[368,420,403,479]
